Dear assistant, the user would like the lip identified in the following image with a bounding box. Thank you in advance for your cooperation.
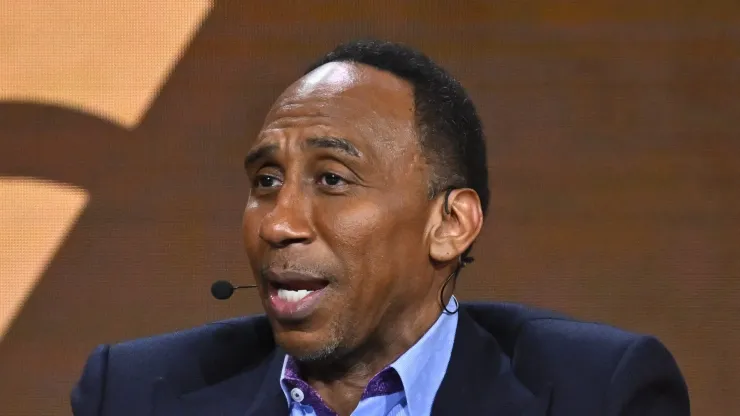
[266,284,329,321]
[262,269,330,321]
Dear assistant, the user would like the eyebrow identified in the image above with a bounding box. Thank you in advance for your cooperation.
[244,136,361,170]
[244,143,278,169]
[305,136,361,157]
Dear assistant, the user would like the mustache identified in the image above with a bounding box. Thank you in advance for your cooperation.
[258,263,337,283]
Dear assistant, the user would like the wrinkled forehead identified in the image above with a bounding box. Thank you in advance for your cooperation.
[258,62,417,152]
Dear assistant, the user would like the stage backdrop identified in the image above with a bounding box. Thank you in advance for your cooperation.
[1,1,738,415]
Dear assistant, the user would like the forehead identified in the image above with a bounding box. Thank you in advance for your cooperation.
[254,62,417,156]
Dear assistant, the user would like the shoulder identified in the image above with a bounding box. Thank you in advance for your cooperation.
[461,301,660,360]
[71,315,275,415]
[460,302,690,414]
[106,315,272,378]
[461,302,643,379]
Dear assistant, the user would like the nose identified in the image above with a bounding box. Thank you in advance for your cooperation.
[258,186,314,249]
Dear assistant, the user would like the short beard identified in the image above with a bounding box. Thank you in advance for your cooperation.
[289,317,344,364]
[292,337,342,363]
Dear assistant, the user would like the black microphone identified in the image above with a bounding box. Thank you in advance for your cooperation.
[210,280,257,300]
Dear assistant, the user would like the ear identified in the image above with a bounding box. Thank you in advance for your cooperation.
[428,188,484,263]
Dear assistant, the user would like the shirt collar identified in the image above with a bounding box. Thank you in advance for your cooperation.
[279,296,459,416]
[389,296,458,416]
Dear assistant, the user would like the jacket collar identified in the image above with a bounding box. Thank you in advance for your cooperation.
[151,304,551,415]
[432,306,551,415]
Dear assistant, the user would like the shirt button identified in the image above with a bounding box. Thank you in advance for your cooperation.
[290,387,305,403]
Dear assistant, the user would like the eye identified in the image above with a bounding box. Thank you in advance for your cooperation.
[254,174,282,189]
[318,172,347,187]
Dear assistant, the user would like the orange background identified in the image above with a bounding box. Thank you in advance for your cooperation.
[1,1,739,415]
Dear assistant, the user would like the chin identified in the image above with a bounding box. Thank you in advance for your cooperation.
[272,326,342,363]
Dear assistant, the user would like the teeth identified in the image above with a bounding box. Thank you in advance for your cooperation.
[277,288,314,303]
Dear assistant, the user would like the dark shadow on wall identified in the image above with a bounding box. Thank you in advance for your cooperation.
[0,2,290,413]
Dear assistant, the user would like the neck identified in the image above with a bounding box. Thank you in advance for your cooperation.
[298,298,445,415]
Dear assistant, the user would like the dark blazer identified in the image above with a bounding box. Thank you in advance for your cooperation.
[71,302,690,415]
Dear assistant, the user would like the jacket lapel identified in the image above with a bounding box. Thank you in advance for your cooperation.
[432,308,552,416]
[242,348,290,416]
[150,344,288,416]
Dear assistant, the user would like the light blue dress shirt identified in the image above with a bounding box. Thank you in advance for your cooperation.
[279,297,459,416]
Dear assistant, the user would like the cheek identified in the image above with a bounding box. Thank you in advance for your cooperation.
[325,202,384,248]
[322,189,422,245]
[318,198,426,285]
[321,204,395,318]
[320,201,387,285]
[242,204,264,257]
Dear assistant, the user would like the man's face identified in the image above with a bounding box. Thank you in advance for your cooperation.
[242,62,437,361]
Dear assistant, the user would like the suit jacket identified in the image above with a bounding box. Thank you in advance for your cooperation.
[70,302,690,415]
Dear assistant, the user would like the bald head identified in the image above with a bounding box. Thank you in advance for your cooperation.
[255,62,422,179]
[267,62,416,138]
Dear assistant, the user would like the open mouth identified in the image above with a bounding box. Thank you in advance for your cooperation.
[269,280,330,303]
[262,269,332,320]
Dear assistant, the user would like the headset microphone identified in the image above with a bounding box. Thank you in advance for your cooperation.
[210,280,257,300]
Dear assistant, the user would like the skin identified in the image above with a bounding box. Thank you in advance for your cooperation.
[242,61,483,415]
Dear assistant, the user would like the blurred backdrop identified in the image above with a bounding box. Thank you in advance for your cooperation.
[1,1,739,414]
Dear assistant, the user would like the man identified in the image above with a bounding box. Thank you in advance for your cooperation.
[71,40,690,415]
